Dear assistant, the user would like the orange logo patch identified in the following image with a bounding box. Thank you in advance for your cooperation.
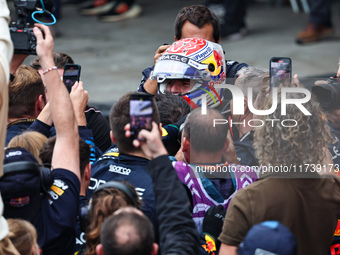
[334,220,340,236]
[51,185,64,196]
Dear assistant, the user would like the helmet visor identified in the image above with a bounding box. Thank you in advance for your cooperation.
[152,60,209,83]
[158,79,204,95]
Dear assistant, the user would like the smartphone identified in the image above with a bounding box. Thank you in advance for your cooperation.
[63,64,81,93]
[129,93,153,139]
[270,57,292,89]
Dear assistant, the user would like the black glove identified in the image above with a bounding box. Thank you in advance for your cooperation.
[162,114,188,156]
[202,205,226,242]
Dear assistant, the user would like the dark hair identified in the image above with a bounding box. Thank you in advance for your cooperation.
[30,52,74,70]
[109,92,160,154]
[9,65,46,119]
[86,186,141,255]
[100,209,154,255]
[174,5,220,43]
[154,92,191,126]
[39,136,90,177]
[183,108,227,152]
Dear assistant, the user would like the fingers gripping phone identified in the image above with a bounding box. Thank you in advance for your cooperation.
[270,57,292,89]
[63,64,81,93]
[130,93,153,140]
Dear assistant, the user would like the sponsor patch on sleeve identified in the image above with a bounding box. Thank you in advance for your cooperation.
[50,185,64,196]
[48,179,69,200]
[334,220,340,236]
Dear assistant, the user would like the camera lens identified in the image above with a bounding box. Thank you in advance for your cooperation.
[312,81,340,112]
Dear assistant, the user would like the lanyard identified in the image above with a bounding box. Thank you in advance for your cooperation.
[7,118,36,128]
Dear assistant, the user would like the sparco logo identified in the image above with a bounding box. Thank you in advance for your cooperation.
[109,165,131,175]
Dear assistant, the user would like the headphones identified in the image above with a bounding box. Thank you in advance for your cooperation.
[79,181,140,232]
[3,161,54,193]
[91,181,140,208]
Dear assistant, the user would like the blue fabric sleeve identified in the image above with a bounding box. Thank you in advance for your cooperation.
[36,169,80,255]
[138,66,154,92]
[28,119,52,137]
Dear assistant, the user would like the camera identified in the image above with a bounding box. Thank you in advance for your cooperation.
[312,76,340,112]
[10,0,55,55]
[10,26,38,55]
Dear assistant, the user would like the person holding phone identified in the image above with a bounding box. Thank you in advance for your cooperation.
[218,87,340,255]
[231,66,269,166]
[31,53,112,153]
[6,22,82,255]
[88,92,160,239]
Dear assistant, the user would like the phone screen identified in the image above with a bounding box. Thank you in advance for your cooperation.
[130,94,153,139]
[63,64,81,93]
[270,57,292,88]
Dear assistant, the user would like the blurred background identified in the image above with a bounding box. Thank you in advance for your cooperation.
[8,0,340,106]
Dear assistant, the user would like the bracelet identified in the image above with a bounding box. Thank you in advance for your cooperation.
[43,66,58,75]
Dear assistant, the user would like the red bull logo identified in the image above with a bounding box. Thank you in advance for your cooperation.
[201,49,225,82]
[213,50,223,68]
[10,196,30,207]
[167,38,207,56]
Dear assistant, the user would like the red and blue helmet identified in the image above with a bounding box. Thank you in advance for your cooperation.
[152,38,226,109]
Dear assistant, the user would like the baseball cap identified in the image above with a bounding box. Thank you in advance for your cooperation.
[238,221,297,255]
[4,147,38,164]
[0,147,42,222]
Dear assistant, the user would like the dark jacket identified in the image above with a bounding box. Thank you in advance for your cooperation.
[84,105,112,153]
[149,155,200,255]
[234,130,259,167]
[88,151,158,234]
[6,118,36,145]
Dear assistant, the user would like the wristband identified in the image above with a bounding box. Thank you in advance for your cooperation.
[43,66,58,75]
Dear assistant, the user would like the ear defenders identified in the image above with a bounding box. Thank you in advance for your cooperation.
[3,161,54,193]
[79,181,140,232]
[91,181,140,208]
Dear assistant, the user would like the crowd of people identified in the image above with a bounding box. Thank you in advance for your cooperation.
[1,1,340,255]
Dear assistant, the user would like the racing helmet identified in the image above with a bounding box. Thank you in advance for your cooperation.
[151,38,226,109]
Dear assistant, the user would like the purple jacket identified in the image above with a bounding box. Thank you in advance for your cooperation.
[173,161,258,233]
